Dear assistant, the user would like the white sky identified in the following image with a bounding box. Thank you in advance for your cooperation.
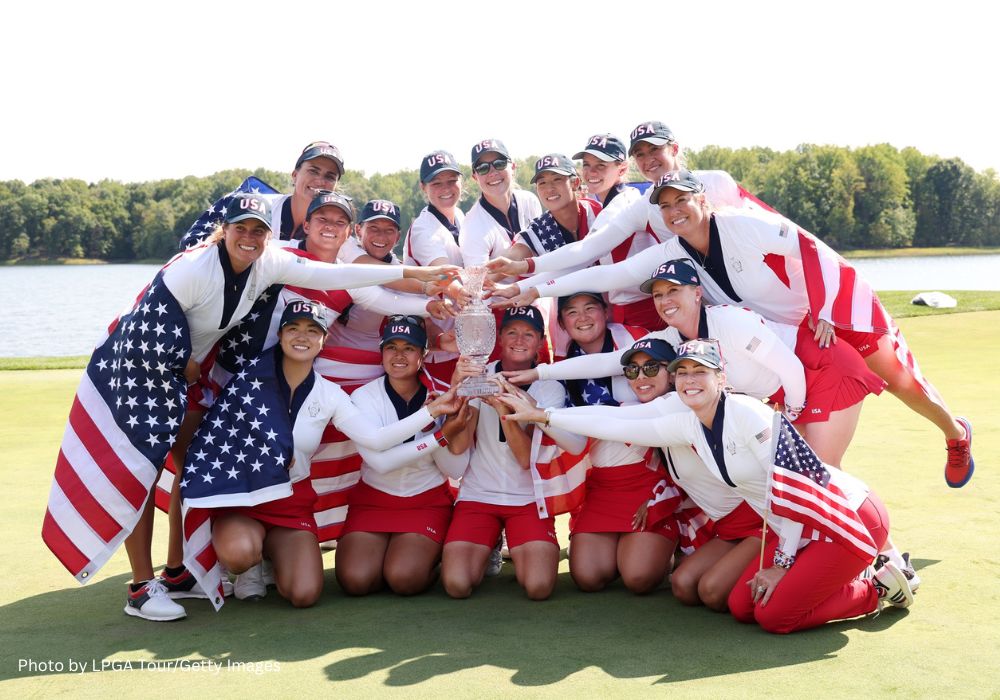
[4,0,997,184]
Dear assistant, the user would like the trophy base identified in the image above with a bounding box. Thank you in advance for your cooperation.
[457,377,501,397]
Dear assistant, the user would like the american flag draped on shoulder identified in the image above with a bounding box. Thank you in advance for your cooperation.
[179,176,279,249]
[737,186,937,405]
[180,347,296,610]
[42,269,191,583]
[766,413,877,564]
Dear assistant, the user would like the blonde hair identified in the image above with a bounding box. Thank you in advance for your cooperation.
[206,224,225,245]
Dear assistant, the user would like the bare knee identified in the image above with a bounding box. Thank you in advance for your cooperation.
[216,540,262,575]
[281,581,322,608]
[571,568,611,592]
[671,569,702,606]
[385,567,433,596]
[521,574,556,601]
[622,567,664,595]
[697,576,731,611]
[336,568,382,597]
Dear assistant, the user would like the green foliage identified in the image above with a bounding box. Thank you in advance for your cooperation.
[3,145,1000,262]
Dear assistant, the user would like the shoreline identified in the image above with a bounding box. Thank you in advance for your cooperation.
[4,294,1000,370]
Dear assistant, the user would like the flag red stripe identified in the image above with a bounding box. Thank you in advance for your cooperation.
[831,265,857,329]
[183,508,210,539]
[314,490,351,510]
[311,456,362,479]
[42,510,90,576]
[195,543,216,571]
[69,398,149,509]
[53,450,123,543]
[797,232,826,325]
[773,473,861,521]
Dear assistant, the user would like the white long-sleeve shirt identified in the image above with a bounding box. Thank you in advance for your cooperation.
[518,171,744,288]
[161,243,405,362]
[351,376,469,496]
[548,393,869,558]
[536,305,805,409]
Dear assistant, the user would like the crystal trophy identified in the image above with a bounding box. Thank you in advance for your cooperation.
[455,266,499,397]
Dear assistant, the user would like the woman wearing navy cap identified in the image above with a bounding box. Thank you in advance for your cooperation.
[460,138,542,267]
[198,302,463,607]
[405,150,470,384]
[485,121,747,324]
[114,193,458,621]
[500,339,915,633]
[440,305,586,600]
[335,316,469,597]
[563,338,681,595]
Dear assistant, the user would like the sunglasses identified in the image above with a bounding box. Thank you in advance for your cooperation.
[622,361,671,381]
[473,157,510,176]
[387,314,426,328]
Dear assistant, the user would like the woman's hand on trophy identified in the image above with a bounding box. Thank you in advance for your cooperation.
[495,393,547,423]
[426,299,458,320]
[427,387,462,418]
[405,264,462,284]
[450,355,487,387]
[484,281,521,301]
[444,280,473,309]
[485,256,529,277]
[500,368,539,385]
[492,286,540,310]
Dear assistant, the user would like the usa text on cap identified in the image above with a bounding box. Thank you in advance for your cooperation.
[226,193,272,227]
[307,191,354,222]
[420,150,461,184]
[667,338,724,372]
[295,141,344,173]
[648,169,706,204]
[471,138,510,164]
[573,133,627,162]
[280,299,330,333]
[620,338,677,366]
[360,199,401,227]
[639,258,701,294]
[530,153,577,183]
[502,305,545,334]
[628,121,675,155]
[381,314,428,349]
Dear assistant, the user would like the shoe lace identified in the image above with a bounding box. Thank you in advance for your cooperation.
[146,578,170,598]
[946,440,970,469]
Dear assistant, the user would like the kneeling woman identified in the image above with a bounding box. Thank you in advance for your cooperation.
[335,317,469,596]
[503,339,914,633]
[194,301,459,608]
[568,339,680,594]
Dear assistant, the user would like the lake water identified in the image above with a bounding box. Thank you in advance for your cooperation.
[1,254,998,357]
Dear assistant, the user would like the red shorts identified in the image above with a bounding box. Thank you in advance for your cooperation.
[217,479,318,535]
[572,463,678,540]
[714,500,765,541]
[445,501,558,549]
[792,321,885,423]
[834,328,884,359]
[611,297,666,331]
[342,480,454,544]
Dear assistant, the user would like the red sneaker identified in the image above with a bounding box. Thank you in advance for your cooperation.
[945,417,975,488]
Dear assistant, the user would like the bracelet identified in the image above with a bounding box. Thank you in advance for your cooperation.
[433,429,449,448]
[772,550,796,569]
[543,408,553,427]
[524,258,536,274]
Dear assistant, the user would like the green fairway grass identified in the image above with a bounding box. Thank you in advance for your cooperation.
[2,313,998,697]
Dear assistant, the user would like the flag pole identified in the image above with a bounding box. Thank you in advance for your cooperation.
[759,411,782,571]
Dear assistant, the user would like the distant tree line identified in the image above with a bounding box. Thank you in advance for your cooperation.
[1,144,997,263]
